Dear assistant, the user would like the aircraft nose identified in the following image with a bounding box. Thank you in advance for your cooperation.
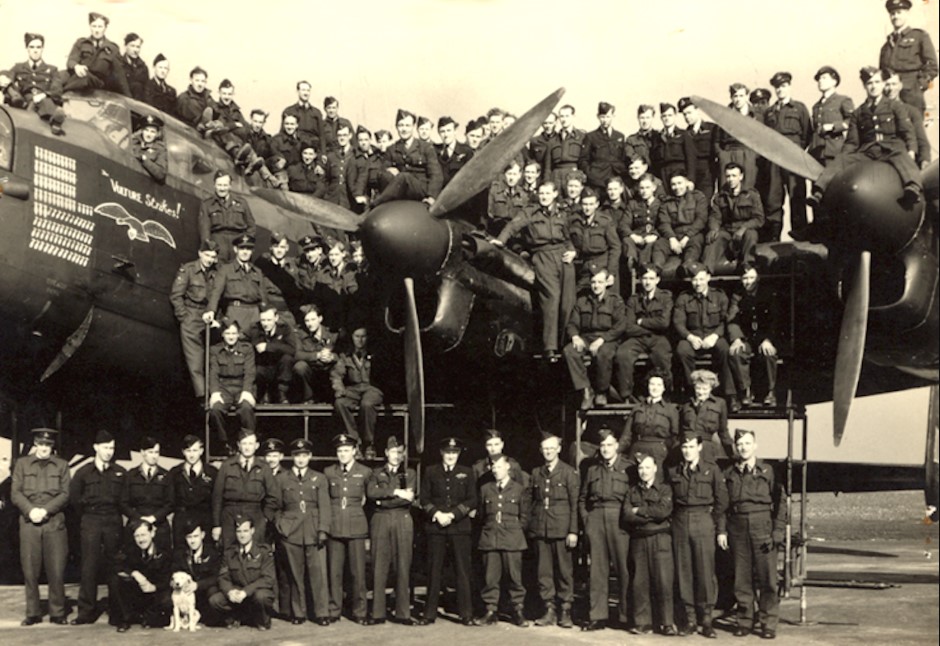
[359,201,452,278]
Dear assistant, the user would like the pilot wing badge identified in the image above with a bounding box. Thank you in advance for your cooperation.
[93,202,177,249]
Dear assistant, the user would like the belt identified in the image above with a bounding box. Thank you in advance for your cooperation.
[228,300,259,308]
[224,501,262,509]
[731,503,771,515]
[532,242,569,253]
[635,436,667,444]
[675,505,713,513]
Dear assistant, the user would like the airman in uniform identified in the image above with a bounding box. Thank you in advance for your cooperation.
[198,172,257,263]
[287,144,326,195]
[621,370,680,466]
[373,109,443,207]
[129,114,167,183]
[678,97,716,200]
[144,53,176,118]
[809,66,855,167]
[207,79,259,171]
[437,116,473,187]
[12,428,70,626]
[879,0,938,114]
[563,269,626,409]
[668,431,729,638]
[728,263,781,408]
[712,84,762,190]
[619,173,666,271]
[625,104,658,167]
[885,69,932,168]
[417,437,477,626]
[211,428,278,549]
[651,103,696,185]
[209,515,276,630]
[569,188,621,292]
[367,436,418,624]
[674,263,736,406]
[254,232,301,328]
[545,104,585,188]
[272,438,332,625]
[272,114,314,170]
[486,160,530,236]
[471,429,528,490]
[704,163,764,272]
[120,435,173,551]
[474,455,530,627]
[168,434,218,549]
[528,431,579,629]
[657,172,708,275]
[616,263,674,402]
[324,434,372,625]
[110,520,172,633]
[295,234,328,298]
[622,453,676,636]
[624,154,667,201]
[121,33,148,101]
[349,126,385,210]
[323,123,355,207]
[64,12,130,96]
[321,96,354,153]
[69,430,127,625]
[171,519,222,626]
[206,320,257,447]
[721,429,787,640]
[527,112,556,165]
[175,67,212,133]
[681,370,734,462]
[293,304,338,403]
[578,427,632,631]
[282,81,324,151]
[579,101,627,191]
[259,438,291,617]
[763,72,812,240]
[170,239,219,399]
[2,33,66,135]
[332,327,384,457]
[247,307,296,405]
[206,234,267,333]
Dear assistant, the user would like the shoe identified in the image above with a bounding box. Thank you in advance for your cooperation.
[544,349,559,362]
[277,392,290,404]
[246,155,266,176]
[328,616,340,623]
[741,390,754,407]
[903,184,923,205]
[764,391,777,407]
[71,616,95,625]
[594,393,608,406]
[729,395,742,414]
[558,607,573,628]
[116,624,130,633]
[415,616,435,626]
[315,617,330,626]
[50,124,65,136]
[580,387,594,410]
[21,616,42,626]
[534,606,556,627]
[662,624,678,636]
[393,617,413,626]
[50,617,68,625]
[762,628,777,639]
[734,625,751,637]
[703,625,718,638]
[630,624,654,635]
[257,621,271,631]
[473,611,498,626]
[459,617,474,626]
[581,620,605,631]
[806,188,823,209]
[356,617,376,625]
[224,618,241,629]
[291,617,305,625]
[676,625,692,636]
[511,609,529,627]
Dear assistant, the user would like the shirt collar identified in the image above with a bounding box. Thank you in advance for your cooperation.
[737,456,757,472]
[95,457,110,472]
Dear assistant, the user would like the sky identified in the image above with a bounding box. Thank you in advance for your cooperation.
[0,0,937,465]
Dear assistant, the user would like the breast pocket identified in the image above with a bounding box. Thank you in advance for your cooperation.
[704,303,722,328]
[611,472,629,497]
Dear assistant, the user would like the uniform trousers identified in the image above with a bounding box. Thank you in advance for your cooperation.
[730,340,778,398]
[209,587,274,626]
[111,577,170,625]
[255,356,294,400]
[653,235,705,276]
[728,511,779,631]
[327,536,367,619]
[222,302,261,334]
[334,385,383,446]
[208,382,256,445]
[703,229,759,272]
[622,237,666,269]
[535,537,574,606]
[563,341,617,393]
[481,550,525,611]
[676,339,734,397]
[629,531,675,627]
[179,307,208,398]
[20,516,68,618]
[77,513,122,620]
[283,539,329,619]
[424,533,472,620]
[532,247,575,352]
[585,505,630,622]
[672,508,718,627]
[273,540,291,616]
[293,360,333,403]
[816,145,920,193]
[616,335,672,399]
[371,509,414,620]
[372,172,430,206]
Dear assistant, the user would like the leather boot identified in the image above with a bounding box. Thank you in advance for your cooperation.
[534,605,556,627]
[557,605,573,628]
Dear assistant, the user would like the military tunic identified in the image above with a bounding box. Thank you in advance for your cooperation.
[621,398,680,465]
[293,326,338,403]
[545,128,586,187]
[7,60,65,127]
[579,127,627,190]
[323,145,355,207]
[211,456,278,549]
[321,116,354,152]
[121,55,148,101]
[563,292,626,394]
[658,189,708,272]
[728,284,781,401]
[176,85,210,129]
[198,195,257,262]
[763,100,812,235]
[674,287,734,396]
[271,130,313,168]
[206,340,257,445]
[120,464,173,550]
[686,121,717,199]
[478,479,529,611]
[281,102,324,151]
[651,127,696,185]
[205,261,267,331]
[622,481,674,628]
[12,453,70,619]
[129,130,167,183]
[486,179,530,236]
[619,196,666,268]
[324,461,371,620]
[373,138,443,205]
[879,26,939,113]
[703,187,764,271]
[144,77,177,118]
[64,36,129,95]
[111,542,172,627]
[170,259,217,398]
[529,460,579,608]
[367,464,417,620]
[331,352,383,446]
[437,141,474,186]
[569,211,621,289]
[616,288,674,400]
[810,92,855,164]
[246,320,297,402]
[680,395,733,462]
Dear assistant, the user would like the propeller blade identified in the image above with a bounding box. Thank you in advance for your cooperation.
[833,251,871,445]
[921,159,939,200]
[691,95,825,182]
[250,187,362,231]
[429,87,565,217]
[403,277,426,454]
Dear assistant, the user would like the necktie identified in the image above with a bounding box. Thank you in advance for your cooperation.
[241,458,249,471]
[342,465,349,475]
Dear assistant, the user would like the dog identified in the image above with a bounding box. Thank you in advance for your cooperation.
[167,571,201,632]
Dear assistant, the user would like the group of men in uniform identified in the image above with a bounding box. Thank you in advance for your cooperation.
[11,421,786,638]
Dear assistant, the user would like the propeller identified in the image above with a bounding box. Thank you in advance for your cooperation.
[833,251,871,445]
[691,96,824,182]
[249,186,362,231]
[402,277,426,453]
[429,87,565,217]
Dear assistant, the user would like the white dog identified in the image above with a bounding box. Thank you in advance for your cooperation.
[166,571,201,632]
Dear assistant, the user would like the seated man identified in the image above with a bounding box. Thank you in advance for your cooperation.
[206,79,263,174]
[63,12,130,96]
[569,188,621,293]
[287,144,326,196]
[110,520,172,633]
[144,53,176,118]
[207,319,257,449]
[172,519,222,627]
[331,327,384,458]
[727,263,781,409]
[674,263,737,408]
[485,161,529,237]
[130,114,167,183]
[615,263,673,401]
[247,307,296,404]
[372,109,443,207]
[656,172,707,277]
[293,304,338,404]
[254,232,302,329]
[619,173,666,273]
[562,269,626,409]
[624,155,666,201]
[0,33,66,135]
[209,515,276,631]
[176,66,213,134]
[703,163,763,273]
